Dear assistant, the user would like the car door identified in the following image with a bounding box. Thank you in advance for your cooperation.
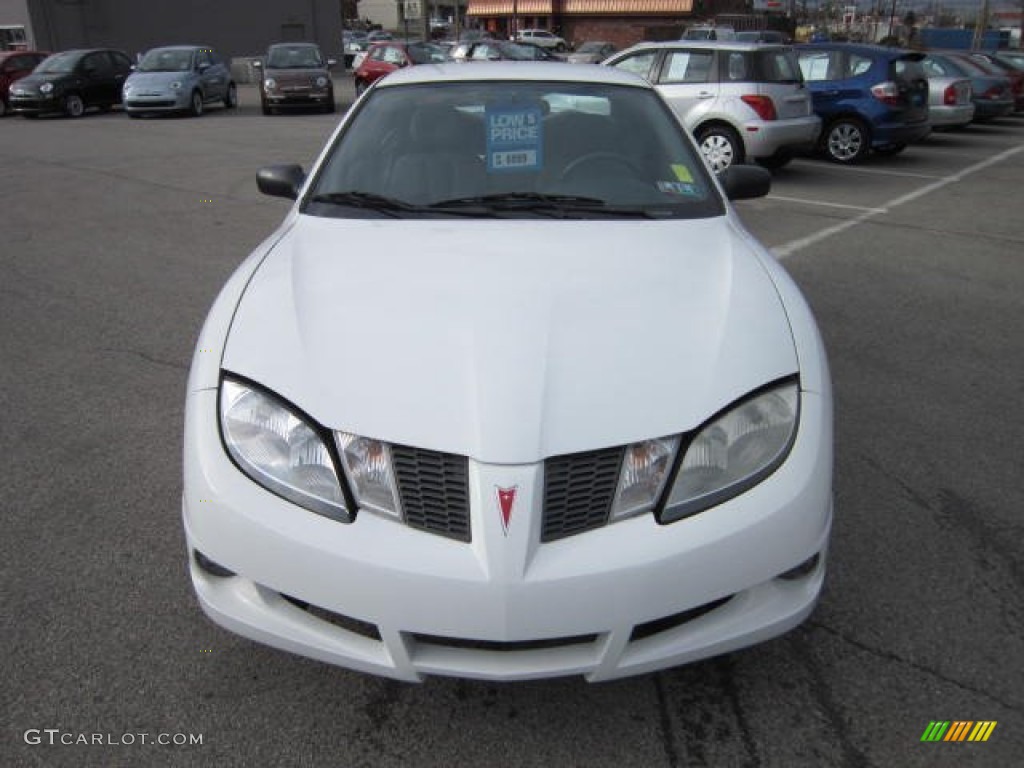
[107,50,131,104]
[797,48,845,120]
[197,49,226,101]
[78,52,113,106]
[652,47,719,127]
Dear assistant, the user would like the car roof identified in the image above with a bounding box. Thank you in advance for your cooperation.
[146,45,211,52]
[375,60,653,88]
[269,42,320,49]
[617,40,790,53]
[798,42,913,57]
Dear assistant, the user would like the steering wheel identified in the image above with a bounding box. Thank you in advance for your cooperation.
[558,151,643,183]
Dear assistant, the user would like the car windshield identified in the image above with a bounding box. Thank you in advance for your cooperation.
[577,42,607,53]
[267,45,323,68]
[407,42,447,65]
[305,80,722,220]
[35,51,82,74]
[138,48,194,72]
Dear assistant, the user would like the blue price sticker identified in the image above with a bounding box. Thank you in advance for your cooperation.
[486,107,543,173]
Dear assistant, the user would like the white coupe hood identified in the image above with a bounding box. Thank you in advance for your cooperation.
[223,215,798,464]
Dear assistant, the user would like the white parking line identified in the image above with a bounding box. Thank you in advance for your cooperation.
[767,195,888,214]
[793,162,945,180]
[772,144,1024,259]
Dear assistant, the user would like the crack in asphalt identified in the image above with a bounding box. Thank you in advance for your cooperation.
[653,673,681,768]
[807,620,1022,713]
[714,657,762,768]
[793,633,872,768]
[104,347,189,372]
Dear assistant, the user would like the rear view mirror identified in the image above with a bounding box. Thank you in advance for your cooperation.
[718,164,771,201]
[257,164,306,200]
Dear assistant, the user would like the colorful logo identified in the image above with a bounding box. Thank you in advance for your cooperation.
[920,721,997,742]
[495,486,517,536]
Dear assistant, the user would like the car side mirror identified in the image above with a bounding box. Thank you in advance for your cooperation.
[718,164,771,201]
[257,164,306,200]
[198,63,210,73]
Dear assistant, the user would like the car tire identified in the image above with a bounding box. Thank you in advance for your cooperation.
[63,93,85,118]
[822,117,870,163]
[556,43,567,53]
[0,98,7,117]
[324,97,336,114]
[224,83,238,109]
[189,90,204,117]
[697,124,743,174]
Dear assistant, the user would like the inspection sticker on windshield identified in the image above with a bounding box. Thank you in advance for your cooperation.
[486,107,543,172]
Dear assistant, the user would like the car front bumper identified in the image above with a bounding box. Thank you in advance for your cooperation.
[742,115,822,159]
[123,90,192,113]
[183,386,832,682]
[263,86,333,108]
[9,93,59,114]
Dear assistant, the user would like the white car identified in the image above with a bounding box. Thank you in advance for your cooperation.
[183,62,833,683]
[515,28,568,52]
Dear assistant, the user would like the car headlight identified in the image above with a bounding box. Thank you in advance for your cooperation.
[220,377,350,521]
[659,379,799,523]
[40,82,54,94]
[315,76,328,87]
[170,81,182,90]
[264,78,276,89]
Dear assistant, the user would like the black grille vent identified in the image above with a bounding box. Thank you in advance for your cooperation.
[391,445,471,542]
[542,447,625,542]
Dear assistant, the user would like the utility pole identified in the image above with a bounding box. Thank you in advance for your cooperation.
[972,0,990,49]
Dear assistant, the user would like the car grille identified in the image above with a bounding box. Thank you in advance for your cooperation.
[389,445,626,543]
[541,447,625,542]
[391,445,471,542]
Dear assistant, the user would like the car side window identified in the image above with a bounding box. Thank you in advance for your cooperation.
[83,52,111,77]
[661,51,714,84]
[382,46,405,65]
[922,57,949,77]
[724,52,748,82]
[611,51,657,81]
[846,54,872,78]
[798,51,837,81]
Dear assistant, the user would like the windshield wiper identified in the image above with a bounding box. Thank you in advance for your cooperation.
[307,191,423,217]
[431,192,663,218]
[307,191,497,218]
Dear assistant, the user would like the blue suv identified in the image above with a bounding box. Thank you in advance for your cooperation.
[797,43,930,163]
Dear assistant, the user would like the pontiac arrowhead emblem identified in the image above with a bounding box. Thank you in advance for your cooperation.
[496,486,517,536]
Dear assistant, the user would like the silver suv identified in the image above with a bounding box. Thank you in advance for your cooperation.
[604,41,820,172]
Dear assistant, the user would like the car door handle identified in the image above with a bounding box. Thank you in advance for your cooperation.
[820,90,839,96]
[697,91,714,99]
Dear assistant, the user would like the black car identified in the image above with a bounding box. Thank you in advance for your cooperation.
[8,48,132,117]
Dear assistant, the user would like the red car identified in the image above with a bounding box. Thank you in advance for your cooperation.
[0,50,49,117]
[353,40,446,95]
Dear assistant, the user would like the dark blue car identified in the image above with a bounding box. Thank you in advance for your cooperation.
[796,43,931,163]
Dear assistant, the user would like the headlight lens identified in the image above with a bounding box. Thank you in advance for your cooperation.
[660,379,799,523]
[264,78,276,89]
[609,436,680,520]
[40,82,54,94]
[220,377,349,521]
[336,433,401,519]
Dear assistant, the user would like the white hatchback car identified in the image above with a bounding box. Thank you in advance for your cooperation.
[604,41,821,172]
[183,62,833,683]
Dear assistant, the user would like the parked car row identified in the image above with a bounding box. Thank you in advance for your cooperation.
[603,40,1022,169]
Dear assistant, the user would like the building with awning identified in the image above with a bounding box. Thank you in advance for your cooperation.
[465,0,760,49]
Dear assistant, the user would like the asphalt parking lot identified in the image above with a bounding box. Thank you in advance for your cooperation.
[2,78,1023,767]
